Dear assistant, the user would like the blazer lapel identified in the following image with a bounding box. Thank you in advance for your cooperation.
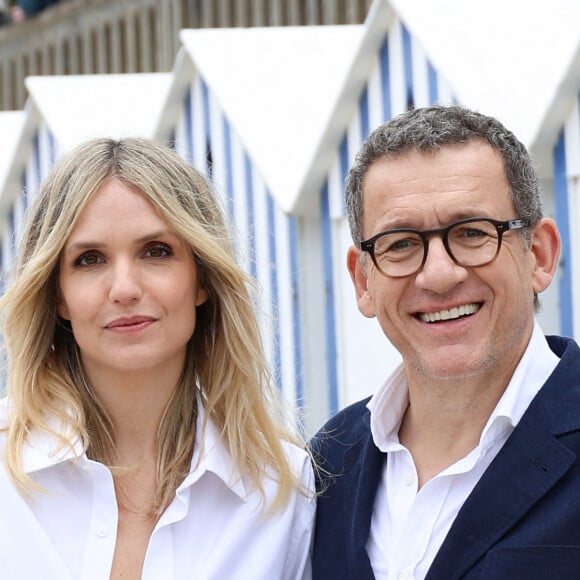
[343,421,385,579]
[426,397,576,580]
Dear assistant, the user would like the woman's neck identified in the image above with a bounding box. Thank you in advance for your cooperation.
[87,367,180,462]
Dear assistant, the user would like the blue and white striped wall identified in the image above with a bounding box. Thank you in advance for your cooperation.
[553,97,580,339]
[169,75,305,414]
[0,119,56,290]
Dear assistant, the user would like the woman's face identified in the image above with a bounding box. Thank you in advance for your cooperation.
[57,179,208,384]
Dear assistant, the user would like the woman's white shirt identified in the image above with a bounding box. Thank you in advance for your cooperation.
[0,399,315,580]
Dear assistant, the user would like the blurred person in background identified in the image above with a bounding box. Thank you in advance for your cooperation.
[8,0,60,22]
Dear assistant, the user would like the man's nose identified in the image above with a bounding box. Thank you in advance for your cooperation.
[414,235,468,292]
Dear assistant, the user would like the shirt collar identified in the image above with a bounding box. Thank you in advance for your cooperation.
[11,403,85,474]
[367,320,560,452]
[478,320,559,446]
[177,400,248,501]
[5,395,247,502]
[367,364,409,452]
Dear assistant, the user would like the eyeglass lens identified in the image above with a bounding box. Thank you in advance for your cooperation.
[372,219,501,277]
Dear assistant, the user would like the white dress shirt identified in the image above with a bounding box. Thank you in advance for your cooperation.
[366,321,560,580]
[0,400,315,580]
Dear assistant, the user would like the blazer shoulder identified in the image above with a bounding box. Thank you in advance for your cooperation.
[311,397,371,446]
[309,397,372,475]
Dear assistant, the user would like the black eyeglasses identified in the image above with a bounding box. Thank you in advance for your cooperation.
[360,217,531,278]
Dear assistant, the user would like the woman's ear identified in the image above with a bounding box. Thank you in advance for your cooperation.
[56,298,70,321]
[195,286,208,307]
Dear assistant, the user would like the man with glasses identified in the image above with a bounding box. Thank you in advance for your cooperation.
[311,105,580,579]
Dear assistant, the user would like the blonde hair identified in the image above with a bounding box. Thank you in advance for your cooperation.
[1,137,303,513]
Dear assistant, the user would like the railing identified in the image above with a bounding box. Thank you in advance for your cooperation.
[0,0,372,111]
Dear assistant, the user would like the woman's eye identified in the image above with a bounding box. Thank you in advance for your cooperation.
[74,253,103,267]
[144,244,172,259]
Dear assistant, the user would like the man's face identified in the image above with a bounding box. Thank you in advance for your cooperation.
[348,141,559,384]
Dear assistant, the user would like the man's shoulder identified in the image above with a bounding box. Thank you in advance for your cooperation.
[309,397,373,469]
[312,397,371,441]
[542,335,580,393]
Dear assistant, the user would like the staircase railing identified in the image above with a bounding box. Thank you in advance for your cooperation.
[0,0,371,111]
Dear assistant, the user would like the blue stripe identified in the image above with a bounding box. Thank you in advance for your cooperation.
[266,192,281,388]
[553,130,574,336]
[184,90,193,164]
[33,133,41,185]
[201,81,212,177]
[359,85,370,139]
[402,25,414,109]
[339,135,349,216]
[244,154,257,278]
[222,116,235,220]
[20,170,27,210]
[8,207,15,257]
[321,181,339,414]
[380,36,391,120]
[19,186,27,225]
[48,130,56,166]
[288,216,304,406]
[428,61,438,104]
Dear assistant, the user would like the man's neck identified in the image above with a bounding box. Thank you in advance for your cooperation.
[398,370,512,489]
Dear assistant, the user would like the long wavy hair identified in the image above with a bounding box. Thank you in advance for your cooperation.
[1,137,303,513]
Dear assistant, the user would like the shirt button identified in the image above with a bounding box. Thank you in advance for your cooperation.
[405,474,414,486]
[397,572,408,580]
[96,527,108,538]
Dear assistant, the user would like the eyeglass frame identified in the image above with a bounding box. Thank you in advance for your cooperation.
[359,217,532,278]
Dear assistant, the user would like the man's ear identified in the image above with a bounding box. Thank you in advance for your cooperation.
[530,217,561,294]
[347,246,376,319]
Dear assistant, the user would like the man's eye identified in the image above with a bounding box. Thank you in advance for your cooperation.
[463,228,487,238]
[383,237,421,253]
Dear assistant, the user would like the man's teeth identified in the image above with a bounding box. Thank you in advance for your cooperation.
[420,303,480,323]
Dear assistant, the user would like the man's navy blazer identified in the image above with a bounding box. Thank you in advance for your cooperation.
[310,335,580,579]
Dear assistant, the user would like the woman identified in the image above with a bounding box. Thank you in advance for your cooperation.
[0,137,315,579]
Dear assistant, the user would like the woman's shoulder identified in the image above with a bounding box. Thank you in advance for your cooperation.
[281,438,311,468]
[279,438,315,489]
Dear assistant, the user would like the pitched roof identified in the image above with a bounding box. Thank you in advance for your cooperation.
[25,73,172,153]
[178,23,369,213]
[388,0,580,169]
[176,0,580,211]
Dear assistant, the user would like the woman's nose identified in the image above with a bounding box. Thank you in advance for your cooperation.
[108,262,143,304]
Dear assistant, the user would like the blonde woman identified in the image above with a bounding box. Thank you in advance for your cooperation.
[0,137,314,580]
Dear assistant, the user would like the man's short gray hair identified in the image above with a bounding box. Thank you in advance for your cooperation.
[345,105,543,245]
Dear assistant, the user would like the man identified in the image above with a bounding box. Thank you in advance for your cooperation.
[311,105,580,579]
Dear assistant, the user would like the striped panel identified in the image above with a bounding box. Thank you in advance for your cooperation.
[553,132,573,337]
[171,83,302,406]
[554,96,580,339]
[1,122,56,283]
